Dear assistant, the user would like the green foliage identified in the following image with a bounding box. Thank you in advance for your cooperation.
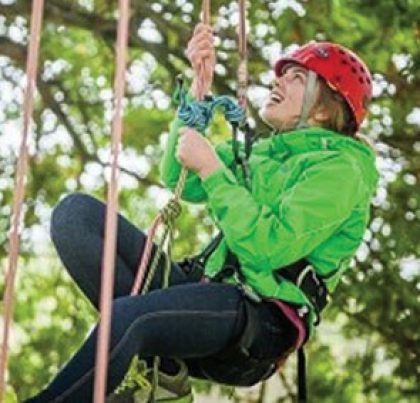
[0,0,419,402]
[4,254,96,400]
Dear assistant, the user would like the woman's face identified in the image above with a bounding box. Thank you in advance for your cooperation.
[259,64,309,131]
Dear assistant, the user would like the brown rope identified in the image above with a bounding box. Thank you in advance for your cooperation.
[0,1,45,400]
[237,0,248,109]
[93,1,131,402]
[195,0,211,100]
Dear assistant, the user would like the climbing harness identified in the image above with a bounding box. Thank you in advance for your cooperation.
[210,249,329,403]
[274,259,329,324]
[0,1,45,401]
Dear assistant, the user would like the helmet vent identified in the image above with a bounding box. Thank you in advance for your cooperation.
[315,47,330,58]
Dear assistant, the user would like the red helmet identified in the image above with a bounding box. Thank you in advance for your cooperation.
[274,42,372,127]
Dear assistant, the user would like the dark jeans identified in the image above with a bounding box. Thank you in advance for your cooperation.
[27,193,297,402]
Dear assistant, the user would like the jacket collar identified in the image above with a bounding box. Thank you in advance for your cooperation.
[268,127,378,187]
[269,127,375,159]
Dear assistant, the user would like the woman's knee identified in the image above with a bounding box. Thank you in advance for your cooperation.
[50,192,102,242]
[110,297,148,343]
[110,295,168,352]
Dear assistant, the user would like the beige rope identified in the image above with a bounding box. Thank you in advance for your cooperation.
[196,0,211,100]
[93,1,131,402]
[0,1,45,401]
[237,0,248,109]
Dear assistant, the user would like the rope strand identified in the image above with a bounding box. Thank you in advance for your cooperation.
[93,1,131,402]
[0,2,45,400]
[237,0,248,109]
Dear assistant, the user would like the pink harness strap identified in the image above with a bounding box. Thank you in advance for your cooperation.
[270,299,307,350]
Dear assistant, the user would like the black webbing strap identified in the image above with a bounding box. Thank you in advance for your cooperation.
[298,347,307,403]
[212,248,244,282]
[277,261,329,403]
[187,237,328,403]
[195,232,224,266]
[244,122,255,160]
[275,261,329,323]
[214,250,329,318]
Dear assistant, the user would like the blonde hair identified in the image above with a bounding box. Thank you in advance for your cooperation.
[310,78,376,153]
[312,78,358,136]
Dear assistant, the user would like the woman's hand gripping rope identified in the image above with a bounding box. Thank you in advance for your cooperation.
[185,23,215,100]
[177,127,221,179]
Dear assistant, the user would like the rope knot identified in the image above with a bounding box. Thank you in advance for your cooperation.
[160,199,182,224]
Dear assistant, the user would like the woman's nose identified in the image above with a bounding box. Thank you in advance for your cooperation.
[272,78,281,89]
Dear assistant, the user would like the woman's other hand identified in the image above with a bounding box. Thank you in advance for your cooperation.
[177,127,221,178]
[185,23,215,97]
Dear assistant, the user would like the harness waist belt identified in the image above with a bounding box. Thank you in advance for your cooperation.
[275,260,329,320]
[188,236,329,321]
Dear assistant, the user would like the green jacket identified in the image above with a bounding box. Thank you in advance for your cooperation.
[160,118,378,330]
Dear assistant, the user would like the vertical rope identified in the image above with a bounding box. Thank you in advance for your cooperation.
[196,0,211,100]
[201,0,210,23]
[93,1,131,402]
[174,0,210,223]
[237,0,248,110]
[0,1,45,401]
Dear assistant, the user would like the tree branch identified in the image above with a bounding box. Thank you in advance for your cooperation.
[0,37,26,64]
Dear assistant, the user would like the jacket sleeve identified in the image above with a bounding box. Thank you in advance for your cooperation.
[201,154,363,270]
[160,118,235,203]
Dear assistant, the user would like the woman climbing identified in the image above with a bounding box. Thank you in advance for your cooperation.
[26,22,378,403]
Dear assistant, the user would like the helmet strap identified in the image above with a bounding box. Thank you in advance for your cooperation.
[296,71,319,129]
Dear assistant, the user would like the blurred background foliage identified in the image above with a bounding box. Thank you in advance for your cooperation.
[0,0,419,401]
